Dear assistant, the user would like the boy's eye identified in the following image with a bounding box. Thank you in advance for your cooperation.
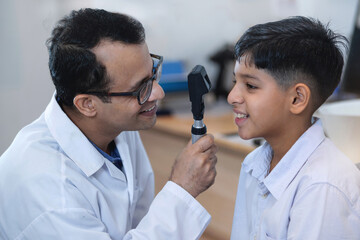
[232,77,237,85]
[246,83,257,89]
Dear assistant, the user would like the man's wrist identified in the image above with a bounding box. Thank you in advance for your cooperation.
[168,180,199,198]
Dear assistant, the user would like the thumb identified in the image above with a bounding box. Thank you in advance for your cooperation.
[186,138,192,147]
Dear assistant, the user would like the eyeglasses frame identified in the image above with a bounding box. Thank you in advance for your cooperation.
[86,53,163,105]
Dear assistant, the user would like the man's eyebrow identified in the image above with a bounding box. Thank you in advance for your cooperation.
[127,59,155,91]
[128,76,149,91]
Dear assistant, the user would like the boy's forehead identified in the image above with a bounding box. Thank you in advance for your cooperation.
[234,60,277,83]
[234,58,257,75]
[238,54,255,66]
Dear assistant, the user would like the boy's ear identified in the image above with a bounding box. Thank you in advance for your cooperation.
[289,83,311,115]
[73,94,97,117]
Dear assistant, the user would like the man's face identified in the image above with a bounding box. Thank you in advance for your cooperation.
[91,40,165,135]
[227,60,291,142]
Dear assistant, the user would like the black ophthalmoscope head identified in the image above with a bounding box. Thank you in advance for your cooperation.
[187,65,212,120]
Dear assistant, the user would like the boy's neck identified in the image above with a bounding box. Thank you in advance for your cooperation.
[268,118,312,173]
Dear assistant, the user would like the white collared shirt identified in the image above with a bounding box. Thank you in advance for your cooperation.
[231,119,360,240]
[0,95,210,240]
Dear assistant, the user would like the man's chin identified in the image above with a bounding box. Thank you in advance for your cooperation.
[140,117,157,131]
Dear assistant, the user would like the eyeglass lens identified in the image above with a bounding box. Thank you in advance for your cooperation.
[138,58,162,104]
[139,80,152,104]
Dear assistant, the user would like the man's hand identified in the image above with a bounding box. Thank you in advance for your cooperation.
[169,134,218,198]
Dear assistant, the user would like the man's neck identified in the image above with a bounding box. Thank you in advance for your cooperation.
[62,104,116,154]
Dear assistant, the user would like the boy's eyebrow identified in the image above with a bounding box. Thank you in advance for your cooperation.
[233,72,260,81]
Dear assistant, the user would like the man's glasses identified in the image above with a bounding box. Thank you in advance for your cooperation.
[87,53,163,105]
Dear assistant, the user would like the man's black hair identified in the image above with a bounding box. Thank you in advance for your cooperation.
[234,16,348,110]
[46,8,145,106]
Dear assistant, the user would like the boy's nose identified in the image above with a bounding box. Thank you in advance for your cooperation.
[227,86,244,105]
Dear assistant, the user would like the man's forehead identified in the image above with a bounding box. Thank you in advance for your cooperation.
[92,41,151,91]
[91,40,127,64]
[92,40,149,68]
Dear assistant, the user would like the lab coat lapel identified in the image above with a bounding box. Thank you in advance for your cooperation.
[105,160,127,182]
[116,136,135,204]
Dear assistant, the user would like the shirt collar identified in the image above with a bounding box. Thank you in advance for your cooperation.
[89,140,121,162]
[242,142,273,181]
[242,118,326,200]
[44,93,105,177]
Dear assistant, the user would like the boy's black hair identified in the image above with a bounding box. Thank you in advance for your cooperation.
[234,16,348,110]
[46,8,145,106]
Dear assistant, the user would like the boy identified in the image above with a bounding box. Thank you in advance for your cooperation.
[228,16,360,239]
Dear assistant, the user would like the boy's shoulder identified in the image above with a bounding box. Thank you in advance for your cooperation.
[299,137,360,204]
[304,137,360,180]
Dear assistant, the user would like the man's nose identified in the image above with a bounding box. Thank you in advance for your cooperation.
[148,81,165,102]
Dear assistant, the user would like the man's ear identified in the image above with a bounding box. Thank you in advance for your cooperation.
[289,83,311,115]
[73,94,97,117]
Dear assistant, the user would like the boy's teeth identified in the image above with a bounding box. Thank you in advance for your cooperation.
[236,113,248,118]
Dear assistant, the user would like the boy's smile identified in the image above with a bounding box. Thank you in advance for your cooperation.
[227,59,291,142]
[234,112,249,126]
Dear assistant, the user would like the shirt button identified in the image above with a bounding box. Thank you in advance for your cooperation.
[262,193,268,198]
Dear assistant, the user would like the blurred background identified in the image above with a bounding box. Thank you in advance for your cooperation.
[2,1,360,239]
[0,0,358,153]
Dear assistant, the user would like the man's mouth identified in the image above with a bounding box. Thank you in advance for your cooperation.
[140,105,156,113]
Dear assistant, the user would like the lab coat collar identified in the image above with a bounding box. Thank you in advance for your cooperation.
[44,94,106,178]
[263,118,325,200]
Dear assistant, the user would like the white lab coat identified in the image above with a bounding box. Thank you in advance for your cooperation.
[0,95,210,240]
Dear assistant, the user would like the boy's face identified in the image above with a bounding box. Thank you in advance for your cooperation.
[227,60,292,141]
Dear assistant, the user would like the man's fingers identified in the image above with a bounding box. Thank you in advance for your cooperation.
[186,139,193,147]
[193,134,215,153]
[202,145,218,157]
[211,155,218,164]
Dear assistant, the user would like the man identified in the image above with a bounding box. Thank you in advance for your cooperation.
[0,8,217,240]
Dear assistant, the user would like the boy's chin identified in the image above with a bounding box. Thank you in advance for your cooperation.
[238,133,253,140]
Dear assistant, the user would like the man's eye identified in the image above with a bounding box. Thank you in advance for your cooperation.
[246,83,257,89]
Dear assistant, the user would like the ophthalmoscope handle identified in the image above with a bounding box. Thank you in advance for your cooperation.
[191,120,207,144]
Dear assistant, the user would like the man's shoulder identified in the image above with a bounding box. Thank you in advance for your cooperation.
[0,114,89,204]
[0,113,74,182]
[2,114,60,160]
